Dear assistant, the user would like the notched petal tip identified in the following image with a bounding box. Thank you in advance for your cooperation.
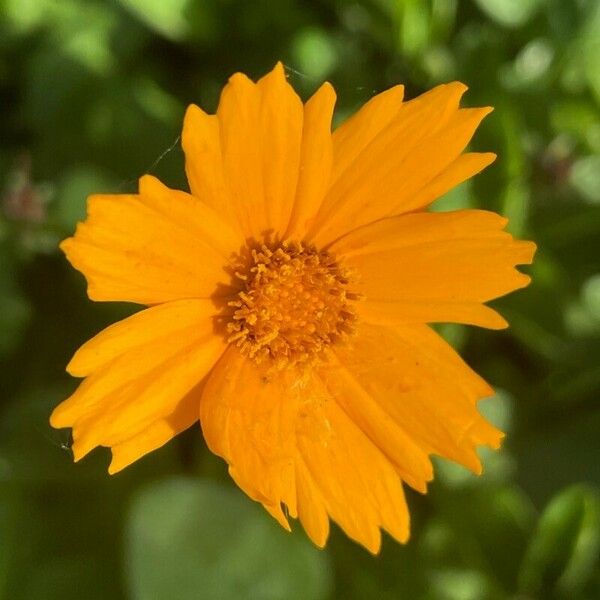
[137,173,159,193]
[306,522,330,549]
[58,237,73,255]
[481,151,498,166]
[225,71,256,92]
[476,305,509,330]
[183,102,203,120]
[447,80,469,93]
[70,437,91,463]
[272,60,286,76]
[264,503,292,532]
[462,105,494,125]
[489,429,506,451]
[316,80,336,101]
[257,61,302,105]
[515,240,537,265]
[49,405,68,429]
[107,459,124,475]
[364,530,383,555]
[513,272,532,290]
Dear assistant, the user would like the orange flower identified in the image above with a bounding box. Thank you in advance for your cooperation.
[51,63,535,553]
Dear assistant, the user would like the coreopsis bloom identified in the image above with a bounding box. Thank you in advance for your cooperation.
[51,63,535,553]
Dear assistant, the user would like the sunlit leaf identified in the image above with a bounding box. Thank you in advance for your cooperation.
[117,0,192,41]
[474,0,543,28]
[397,0,431,56]
[292,28,338,80]
[126,478,332,600]
[429,568,502,600]
[581,1,600,103]
[518,486,600,598]
[569,155,600,204]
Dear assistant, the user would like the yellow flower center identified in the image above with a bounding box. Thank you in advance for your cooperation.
[227,241,360,369]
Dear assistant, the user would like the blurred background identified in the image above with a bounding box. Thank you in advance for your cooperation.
[1,0,599,598]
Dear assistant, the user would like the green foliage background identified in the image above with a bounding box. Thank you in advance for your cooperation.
[1,0,599,598]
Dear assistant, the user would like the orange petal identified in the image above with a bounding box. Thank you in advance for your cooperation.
[308,82,495,245]
[61,175,242,304]
[329,209,536,328]
[295,457,330,547]
[297,375,410,552]
[50,299,225,463]
[357,300,508,330]
[318,352,433,493]
[330,84,405,182]
[215,72,263,238]
[213,63,304,239]
[409,152,496,210]
[108,382,201,474]
[199,346,299,515]
[181,105,243,236]
[66,299,219,377]
[200,346,409,552]
[256,62,304,236]
[333,323,504,474]
[285,82,336,240]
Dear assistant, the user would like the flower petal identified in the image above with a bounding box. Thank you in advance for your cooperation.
[329,209,536,329]
[330,84,405,182]
[212,62,304,239]
[408,151,496,210]
[256,62,304,236]
[199,346,299,517]
[50,299,225,462]
[308,82,495,245]
[333,322,504,474]
[108,382,201,474]
[200,346,409,552]
[295,457,330,548]
[297,378,410,552]
[181,105,242,235]
[285,82,337,240]
[61,175,242,304]
[318,352,433,493]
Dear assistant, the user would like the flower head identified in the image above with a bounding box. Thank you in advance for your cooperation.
[52,63,535,553]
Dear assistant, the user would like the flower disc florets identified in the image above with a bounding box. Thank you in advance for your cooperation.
[227,241,360,369]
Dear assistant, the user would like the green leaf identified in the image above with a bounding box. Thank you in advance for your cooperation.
[581,1,600,103]
[291,28,338,80]
[397,0,431,56]
[582,274,600,322]
[2,0,51,34]
[473,0,543,28]
[117,0,193,41]
[569,155,600,204]
[126,477,332,600]
[428,568,502,600]
[518,485,600,598]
